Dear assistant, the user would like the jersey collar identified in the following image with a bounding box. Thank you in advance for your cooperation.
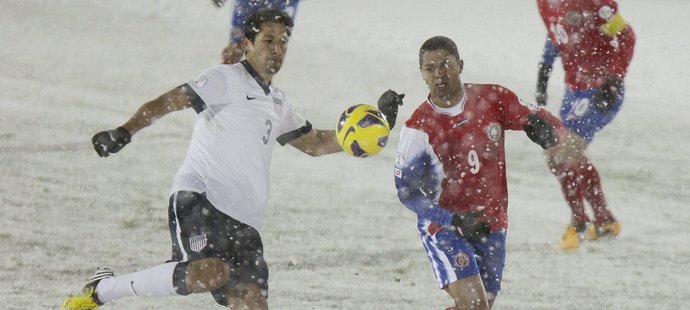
[241,60,271,95]
[427,86,467,117]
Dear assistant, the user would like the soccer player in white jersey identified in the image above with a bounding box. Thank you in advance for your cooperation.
[62,9,402,310]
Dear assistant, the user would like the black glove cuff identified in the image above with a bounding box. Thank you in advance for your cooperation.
[113,127,132,144]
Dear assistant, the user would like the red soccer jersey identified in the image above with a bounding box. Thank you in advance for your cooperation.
[395,84,565,232]
[537,0,635,89]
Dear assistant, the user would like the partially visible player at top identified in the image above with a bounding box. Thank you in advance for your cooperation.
[62,9,402,310]
[535,0,635,250]
[394,36,566,309]
[214,0,300,64]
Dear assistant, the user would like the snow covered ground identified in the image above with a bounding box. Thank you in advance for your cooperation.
[1,0,689,309]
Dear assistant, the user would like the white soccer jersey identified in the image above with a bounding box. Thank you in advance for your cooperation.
[171,61,309,231]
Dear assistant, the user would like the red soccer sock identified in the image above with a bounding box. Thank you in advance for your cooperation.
[551,162,589,228]
[580,161,616,226]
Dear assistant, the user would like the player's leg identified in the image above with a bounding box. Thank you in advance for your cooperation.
[210,226,269,309]
[472,230,506,308]
[183,193,268,309]
[61,191,233,309]
[548,87,624,247]
[545,128,590,249]
[171,190,270,309]
[419,226,490,310]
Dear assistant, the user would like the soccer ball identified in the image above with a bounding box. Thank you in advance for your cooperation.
[336,104,390,157]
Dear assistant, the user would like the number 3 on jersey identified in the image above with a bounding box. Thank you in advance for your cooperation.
[262,119,273,145]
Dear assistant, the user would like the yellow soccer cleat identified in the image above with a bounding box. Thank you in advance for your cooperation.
[559,225,581,250]
[62,267,114,310]
[62,287,100,310]
[586,221,621,241]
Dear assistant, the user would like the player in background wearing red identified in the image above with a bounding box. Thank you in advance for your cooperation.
[213,0,300,64]
[394,36,566,309]
[535,0,635,250]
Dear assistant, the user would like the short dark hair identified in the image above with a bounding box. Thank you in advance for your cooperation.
[419,36,460,66]
[244,8,294,42]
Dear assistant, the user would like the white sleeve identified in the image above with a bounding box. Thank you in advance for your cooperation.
[185,66,231,110]
[275,96,310,146]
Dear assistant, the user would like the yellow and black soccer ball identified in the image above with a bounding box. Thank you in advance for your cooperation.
[336,104,390,157]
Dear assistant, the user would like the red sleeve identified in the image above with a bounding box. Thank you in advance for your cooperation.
[498,86,567,147]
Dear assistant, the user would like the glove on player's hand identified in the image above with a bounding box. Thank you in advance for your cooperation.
[592,76,622,112]
[92,127,131,157]
[377,89,405,129]
[451,211,491,243]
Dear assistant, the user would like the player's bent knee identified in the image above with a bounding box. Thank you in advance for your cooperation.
[214,283,268,308]
[175,258,230,295]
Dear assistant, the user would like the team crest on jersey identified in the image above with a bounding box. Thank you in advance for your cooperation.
[189,234,207,252]
[486,123,501,142]
[272,97,283,114]
[193,75,207,88]
[453,252,470,268]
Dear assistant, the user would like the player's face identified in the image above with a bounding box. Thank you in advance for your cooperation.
[420,50,463,104]
[245,22,290,77]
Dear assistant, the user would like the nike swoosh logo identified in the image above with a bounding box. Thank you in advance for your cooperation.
[453,118,470,128]
[130,281,139,296]
[246,95,256,100]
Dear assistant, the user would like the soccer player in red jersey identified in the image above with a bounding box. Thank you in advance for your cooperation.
[394,36,566,309]
[535,0,635,249]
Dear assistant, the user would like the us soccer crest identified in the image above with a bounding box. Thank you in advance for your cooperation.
[272,96,283,114]
[189,234,207,252]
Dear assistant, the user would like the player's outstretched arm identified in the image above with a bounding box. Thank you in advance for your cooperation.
[288,128,342,157]
[535,38,558,106]
[92,86,193,157]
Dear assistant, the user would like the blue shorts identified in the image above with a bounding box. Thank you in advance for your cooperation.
[559,85,625,143]
[230,0,300,43]
[419,225,506,295]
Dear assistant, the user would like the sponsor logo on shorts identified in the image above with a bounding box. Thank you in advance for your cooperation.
[190,234,207,252]
[454,252,470,268]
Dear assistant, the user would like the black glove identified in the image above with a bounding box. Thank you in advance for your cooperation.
[523,113,556,149]
[535,62,552,106]
[451,211,491,243]
[377,89,405,129]
[592,76,622,112]
[92,127,131,157]
[212,0,225,8]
